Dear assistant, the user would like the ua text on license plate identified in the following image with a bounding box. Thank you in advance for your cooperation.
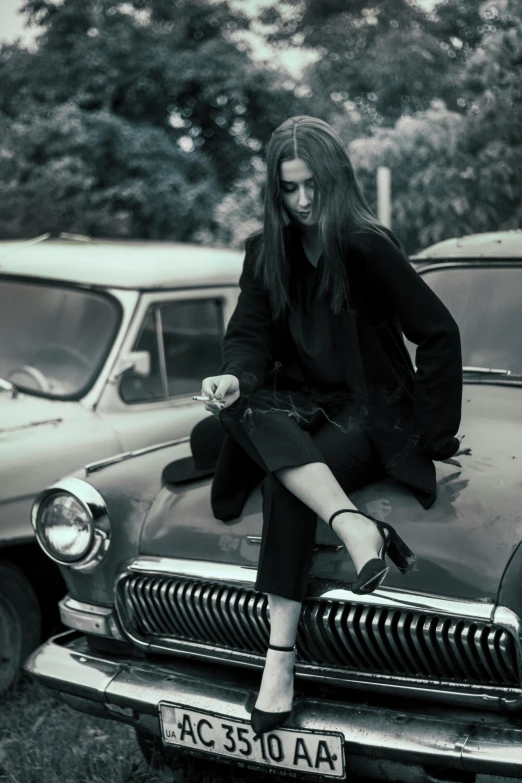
[159,702,345,778]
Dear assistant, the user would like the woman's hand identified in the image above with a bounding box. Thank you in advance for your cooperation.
[200,374,240,414]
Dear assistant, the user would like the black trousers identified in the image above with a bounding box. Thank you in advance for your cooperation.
[219,386,386,602]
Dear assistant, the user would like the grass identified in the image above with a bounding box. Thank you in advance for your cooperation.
[0,677,301,783]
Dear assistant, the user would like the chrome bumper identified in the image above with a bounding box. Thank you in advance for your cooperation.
[25,631,522,782]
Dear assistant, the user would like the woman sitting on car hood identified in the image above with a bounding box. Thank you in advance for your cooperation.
[199,115,463,738]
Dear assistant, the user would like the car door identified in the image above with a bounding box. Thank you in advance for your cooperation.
[95,286,239,452]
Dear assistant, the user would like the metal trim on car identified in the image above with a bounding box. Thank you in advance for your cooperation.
[112,558,522,711]
[84,435,190,474]
[128,556,259,588]
[58,596,126,640]
[126,556,495,620]
[25,629,522,780]
[412,257,522,270]
[31,477,110,571]
[247,534,344,553]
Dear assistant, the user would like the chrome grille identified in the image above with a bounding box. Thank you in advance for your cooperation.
[116,574,519,687]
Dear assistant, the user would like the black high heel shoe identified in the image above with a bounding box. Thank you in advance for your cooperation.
[250,643,296,739]
[328,508,418,595]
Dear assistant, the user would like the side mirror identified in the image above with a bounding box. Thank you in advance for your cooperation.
[113,350,151,380]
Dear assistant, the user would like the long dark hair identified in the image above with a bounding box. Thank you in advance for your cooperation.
[252,115,393,318]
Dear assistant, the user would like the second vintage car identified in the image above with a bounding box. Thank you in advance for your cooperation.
[26,230,522,781]
[0,233,242,695]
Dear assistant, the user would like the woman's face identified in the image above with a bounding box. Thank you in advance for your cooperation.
[279,158,316,226]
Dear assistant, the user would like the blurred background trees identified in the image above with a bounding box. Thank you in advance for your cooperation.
[0,0,520,251]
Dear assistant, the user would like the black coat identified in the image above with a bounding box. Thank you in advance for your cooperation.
[211,227,462,521]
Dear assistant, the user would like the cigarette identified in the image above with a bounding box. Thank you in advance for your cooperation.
[193,395,211,401]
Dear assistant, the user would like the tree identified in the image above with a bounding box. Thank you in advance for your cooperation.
[0,0,310,238]
[194,166,265,248]
[0,102,220,239]
[6,0,305,188]
[454,0,522,228]
[346,105,471,252]
[262,0,486,131]
[341,0,522,253]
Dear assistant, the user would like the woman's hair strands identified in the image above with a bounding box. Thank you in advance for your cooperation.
[253,116,394,319]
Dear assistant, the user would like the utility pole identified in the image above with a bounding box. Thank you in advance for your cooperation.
[377,166,391,229]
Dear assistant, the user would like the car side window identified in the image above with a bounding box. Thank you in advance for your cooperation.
[120,309,162,403]
[120,299,224,404]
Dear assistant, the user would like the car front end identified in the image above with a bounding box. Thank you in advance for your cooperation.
[24,428,522,782]
[24,240,522,781]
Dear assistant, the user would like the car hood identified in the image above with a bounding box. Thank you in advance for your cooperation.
[140,384,522,603]
[0,390,69,434]
[0,391,121,531]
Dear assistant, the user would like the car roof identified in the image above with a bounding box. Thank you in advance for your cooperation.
[0,237,244,290]
[411,230,522,261]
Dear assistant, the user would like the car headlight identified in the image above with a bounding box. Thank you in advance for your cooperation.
[38,492,93,562]
[32,477,110,571]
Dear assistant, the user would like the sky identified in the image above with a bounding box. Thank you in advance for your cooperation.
[1,0,37,48]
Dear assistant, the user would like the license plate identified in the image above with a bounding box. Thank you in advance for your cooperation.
[159,702,345,779]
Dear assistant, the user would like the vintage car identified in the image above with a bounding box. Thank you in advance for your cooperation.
[0,233,242,695]
[25,230,522,782]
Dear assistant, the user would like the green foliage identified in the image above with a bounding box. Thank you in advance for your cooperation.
[11,0,302,187]
[459,2,522,228]
[0,681,161,783]
[0,0,306,239]
[0,0,520,249]
[0,679,304,782]
[343,0,522,252]
[195,168,265,249]
[263,0,477,128]
[347,106,472,252]
[0,102,219,239]
[208,0,522,256]
[254,0,521,253]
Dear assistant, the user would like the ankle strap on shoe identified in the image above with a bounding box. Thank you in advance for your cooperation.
[328,508,359,527]
[268,643,296,652]
[329,507,385,534]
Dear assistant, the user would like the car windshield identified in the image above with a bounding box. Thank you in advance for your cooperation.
[418,264,522,378]
[0,278,121,399]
